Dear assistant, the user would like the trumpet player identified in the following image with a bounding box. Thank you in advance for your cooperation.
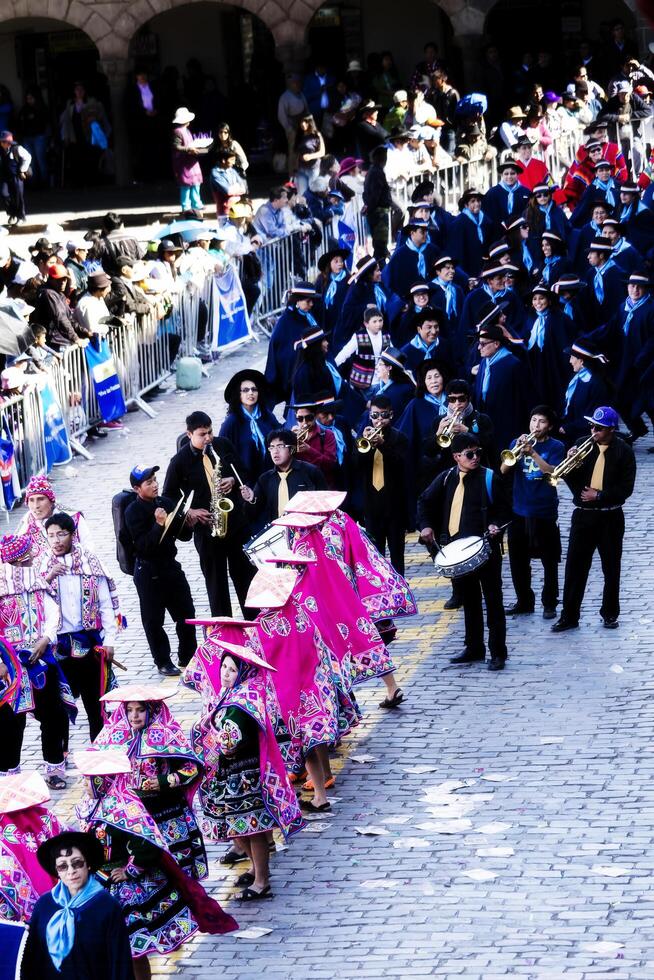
[500,406,565,620]
[552,406,636,634]
[291,401,338,487]
[353,396,409,575]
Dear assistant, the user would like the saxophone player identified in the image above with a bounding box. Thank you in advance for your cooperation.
[163,411,256,617]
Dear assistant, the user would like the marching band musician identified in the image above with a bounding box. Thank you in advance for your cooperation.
[291,400,338,487]
[163,411,256,618]
[124,465,196,677]
[240,430,327,524]
[417,432,511,671]
[353,395,409,575]
[552,406,636,634]
[500,406,565,621]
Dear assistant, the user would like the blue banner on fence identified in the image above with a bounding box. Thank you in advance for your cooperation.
[39,378,72,469]
[212,265,254,352]
[0,426,19,510]
[338,219,356,268]
[84,339,126,423]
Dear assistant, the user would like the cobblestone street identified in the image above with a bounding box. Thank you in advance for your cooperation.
[12,338,654,979]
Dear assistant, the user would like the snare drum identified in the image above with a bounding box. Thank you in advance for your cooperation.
[434,535,491,579]
[244,524,289,568]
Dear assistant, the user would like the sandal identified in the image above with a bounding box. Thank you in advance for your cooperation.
[302,776,336,792]
[237,885,273,902]
[220,847,249,866]
[45,775,66,790]
[236,872,255,887]
[288,769,307,784]
[300,799,331,813]
[379,688,404,709]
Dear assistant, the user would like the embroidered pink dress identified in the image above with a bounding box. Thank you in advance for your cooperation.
[0,803,63,921]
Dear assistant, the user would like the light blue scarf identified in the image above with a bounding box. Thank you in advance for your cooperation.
[612,237,629,255]
[46,877,105,971]
[324,270,346,307]
[241,404,266,453]
[293,306,318,327]
[539,202,553,230]
[593,178,615,208]
[316,419,345,464]
[499,180,519,214]
[522,241,533,271]
[410,334,439,354]
[564,366,591,412]
[325,359,343,393]
[463,207,485,243]
[373,284,387,310]
[542,256,556,284]
[423,392,447,413]
[481,346,511,398]
[436,280,458,316]
[593,258,616,304]
[620,199,646,221]
[623,294,650,333]
[563,299,574,319]
[406,238,428,277]
[528,311,548,349]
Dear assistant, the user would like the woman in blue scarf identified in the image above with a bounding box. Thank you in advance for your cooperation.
[335,256,392,353]
[23,830,133,979]
[219,370,280,483]
[535,232,570,287]
[313,246,350,336]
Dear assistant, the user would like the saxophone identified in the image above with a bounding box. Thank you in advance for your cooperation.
[205,447,234,538]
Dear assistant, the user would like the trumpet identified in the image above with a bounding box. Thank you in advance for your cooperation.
[546,435,595,487]
[501,434,538,466]
[356,423,384,453]
[437,412,462,448]
[294,422,311,446]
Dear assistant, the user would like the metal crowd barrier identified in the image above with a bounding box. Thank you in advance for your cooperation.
[0,387,48,494]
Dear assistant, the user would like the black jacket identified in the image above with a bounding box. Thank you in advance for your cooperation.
[363,163,392,211]
[124,493,192,563]
[353,426,409,521]
[247,460,327,525]
[163,437,248,537]
[417,465,512,544]
[564,434,636,509]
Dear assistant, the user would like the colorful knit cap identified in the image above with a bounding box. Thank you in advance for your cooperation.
[0,533,32,563]
[25,474,56,502]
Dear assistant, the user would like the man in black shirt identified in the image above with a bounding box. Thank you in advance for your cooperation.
[418,432,512,670]
[363,144,393,263]
[124,464,196,676]
[240,430,326,524]
[163,410,256,617]
[552,406,636,633]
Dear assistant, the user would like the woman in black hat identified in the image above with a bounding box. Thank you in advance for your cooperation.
[23,831,133,979]
[521,285,572,413]
[263,282,319,406]
[365,345,416,419]
[536,231,571,287]
[447,189,494,278]
[313,247,350,336]
[559,339,612,445]
[525,184,570,245]
[219,369,280,483]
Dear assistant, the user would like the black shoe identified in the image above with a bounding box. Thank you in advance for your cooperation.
[449,651,485,664]
[488,658,506,671]
[542,607,557,620]
[443,595,463,610]
[602,616,619,629]
[220,847,249,866]
[158,661,181,677]
[504,603,535,615]
[551,618,579,633]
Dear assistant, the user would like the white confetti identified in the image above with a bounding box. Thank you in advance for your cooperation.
[582,941,625,955]
[423,800,477,818]
[639,617,652,625]
[481,774,516,783]
[382,815,411,825]
[392,837,431,849]
[476,822,513,835]
[353,825,390,836]
[360,879,398,890]
[402,764,439,774]
[591,865,632,877]
[235,927,273,939]
[461,868,498,881]
[609,664,624,674]
[540,737,564,744]
[476,846,514,857]
[351,754,377,764]
[303,822,331,833]
[417,819,473,833]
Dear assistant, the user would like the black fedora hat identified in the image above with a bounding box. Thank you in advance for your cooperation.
[224,368,267,404]
[317,246,351,274]
[37,830,105,875]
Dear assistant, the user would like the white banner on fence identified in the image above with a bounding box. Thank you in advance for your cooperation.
[210,264,255,353]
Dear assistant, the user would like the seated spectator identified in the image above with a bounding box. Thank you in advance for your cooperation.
[498,106,526,150]
[253,185,291,242]
[34,263,92,351]
[64,235,89,298]
[383,90,408,132]
[210,148,247,216]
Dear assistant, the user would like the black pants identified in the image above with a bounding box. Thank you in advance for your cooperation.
[508,516,560,610]
[458,546,507,661]
[1,175,25,220]
[368,208,390,262]
[134,559,197,667]
[365,506,406,576]
[561,508,625,623]
[59,649,104,741]
[195,528,257,618]
[0,667,67,770]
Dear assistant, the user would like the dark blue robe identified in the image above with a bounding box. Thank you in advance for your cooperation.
[313,272,349,336]
[521,309,572,412]
[560,370,611,444]
[265,305,317,404]
[557,292,591,339]
[429,279,465,339]
[583,262,627,322]
[365,378,415,419]
[474,349,530,452]
[572,220,605,273]
[587,296,654,386]
[610,240,643,276]
[23,888,134,980]
[392,303,429,348]
[219,406,280,484]
[396,394,447,523]
[617,201,654,254]
[534,254,571,288]
[570,180,622,228]
[383,242,440,298]
[400,336,454,374]
[446,212,494,278]
[482,183,532,237]
[455,286,525,369]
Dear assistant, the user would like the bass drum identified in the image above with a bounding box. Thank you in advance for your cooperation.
[244,524,289,568]
[434,535,491,579]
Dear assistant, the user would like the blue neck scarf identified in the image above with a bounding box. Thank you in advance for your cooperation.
[499,180,519,214]
[483,283,505,300]
[594,258,616,304]
[522,241,533,271]
[316,419,345,464]
[373,284,387,310]
[623,294,650,333]
[481,346,511,398]
[590,220,601,235]
[463,207,485,243]
[411,334,438,354]
[423,391,447,413]
[436,280,458,316]
[612,237,628,255]
[621,200,646,221]
[241,403,266,453]
[594,178,615,207]
[564,366,591,411]
[294,306,318,327]
[563,298,575,319]
[542,256,556,283]
[325,359,343,393]
[528,310,548,349]
[46,877,105,971]
[324,270,346,307]
[406,238,428,277]
[539,202,553,229]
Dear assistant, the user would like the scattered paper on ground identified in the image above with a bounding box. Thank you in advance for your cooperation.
[417,818,473,833]
[476,846,515,857]
[382,815,411,825]
[481,774,516,783]
[476,822,513,834]
[461,868,498,881]
[423,799,477,818]
[540,737,564,744]
[403,764,439,774]
[610,664,624,674]
[360,879,398,890]
[303,822,331,833]
[582,941,625,955]
[393,837,431,849]
[354,825,390,836]
[591,865,632,877]
[235,927,273,939]
[351,755,377,763]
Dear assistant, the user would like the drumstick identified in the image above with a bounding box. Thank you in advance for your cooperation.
[112,657,128,671]
[230,463,245,487]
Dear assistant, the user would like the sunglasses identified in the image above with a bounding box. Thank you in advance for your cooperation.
[56,858,87,873]
[240,386,258,393]
[448,395,468,403]
[590,423,608,430]
[296,414,315,422]
[459,449,482,460]
[370,411,392,420]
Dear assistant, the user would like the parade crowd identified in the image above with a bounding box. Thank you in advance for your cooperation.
[0,19,652,979]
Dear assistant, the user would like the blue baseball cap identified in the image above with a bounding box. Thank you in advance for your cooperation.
[129,464,160,487]
[583,406,619,428]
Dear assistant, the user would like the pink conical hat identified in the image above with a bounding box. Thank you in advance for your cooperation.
[285,490,346,513]
[74,748,132,776]
[0,771,50,813]
[245,567,298,608]
[272,512,326,528]
[100,683,177,703]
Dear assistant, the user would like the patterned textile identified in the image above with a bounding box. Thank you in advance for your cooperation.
[0,806,62,922]
[19,509,83,561]
[39,544,124,630]
[0,637,77,723]
[0,563,50,647]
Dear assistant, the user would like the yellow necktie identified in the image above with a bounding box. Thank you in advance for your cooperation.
[448,471,466,537]
[277,470,290,516]
[589,444,608,491]
[372,448,384,491]
[202,451,215,493]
